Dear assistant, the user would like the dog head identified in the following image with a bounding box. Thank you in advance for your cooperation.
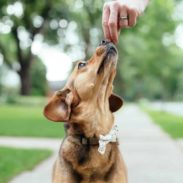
[44,40,123,127]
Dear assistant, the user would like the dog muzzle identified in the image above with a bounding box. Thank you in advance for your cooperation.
[98,125,119,155]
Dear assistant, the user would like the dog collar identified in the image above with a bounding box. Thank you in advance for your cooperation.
[72,125,119,155]
[98,125,119,155]
[79,136,99,145]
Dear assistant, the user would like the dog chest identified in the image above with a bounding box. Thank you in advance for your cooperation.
[60,138,118,181]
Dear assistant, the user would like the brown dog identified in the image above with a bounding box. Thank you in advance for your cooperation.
[44,40,127,183]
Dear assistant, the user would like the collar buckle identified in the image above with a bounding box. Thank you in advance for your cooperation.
[81,137,88,145]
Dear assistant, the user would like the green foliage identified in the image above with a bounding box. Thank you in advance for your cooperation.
[144,109,183,138]
[0,104,65,138]
[31,58,48,96]
[1,95,47,106]
[9,96,47,106]
[174,72,183,100]
[115,0,183,100]
[0,0,183,99]
[0,147,52,183]
[62,0,183,101]
[5,94,17,104]
[0,0,64,95]
[0,66,2,95]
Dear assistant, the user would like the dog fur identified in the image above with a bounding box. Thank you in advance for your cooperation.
[44,41,127,183]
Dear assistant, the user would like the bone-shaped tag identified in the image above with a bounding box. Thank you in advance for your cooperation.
[98,125,118,155]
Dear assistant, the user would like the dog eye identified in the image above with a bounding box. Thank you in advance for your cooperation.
[78,62,86,69]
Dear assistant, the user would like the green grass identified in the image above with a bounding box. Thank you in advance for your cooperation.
[0,104,65,138]
[0,146,52,183]
[145,109,183,138]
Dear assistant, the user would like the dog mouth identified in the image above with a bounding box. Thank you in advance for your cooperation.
[97,45,117,74]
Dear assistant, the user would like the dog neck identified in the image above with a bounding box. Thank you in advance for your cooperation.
[64,121,118,155]
[68,101,115,138]
[66,115,114,138]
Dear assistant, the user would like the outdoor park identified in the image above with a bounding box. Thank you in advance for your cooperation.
[0,0,183,183]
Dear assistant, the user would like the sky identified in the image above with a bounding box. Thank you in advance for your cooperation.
[0,44,73,87]
[31,42,72,81]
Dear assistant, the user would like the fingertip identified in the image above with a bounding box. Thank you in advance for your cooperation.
[109,28,118,43]
[105,35,111,42]
[128,8,138,27]
[111,36,118,44]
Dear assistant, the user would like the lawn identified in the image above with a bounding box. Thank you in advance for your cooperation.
[145,109,183,139]
[0,146,52,183]
[0,104,65,138]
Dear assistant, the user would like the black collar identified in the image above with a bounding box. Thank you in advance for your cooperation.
[73,135,99,146]
[69,135,119,146]
[65,124,119,146]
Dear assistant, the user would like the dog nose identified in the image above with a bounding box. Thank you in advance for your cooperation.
[99,40,110,46]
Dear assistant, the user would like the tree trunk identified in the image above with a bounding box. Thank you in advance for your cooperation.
[19,66,32,95]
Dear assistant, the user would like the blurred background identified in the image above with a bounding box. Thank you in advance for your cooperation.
[0,0,183,183]
[0,0,183,100]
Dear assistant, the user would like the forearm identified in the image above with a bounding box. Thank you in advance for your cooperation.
[114,0,149,13]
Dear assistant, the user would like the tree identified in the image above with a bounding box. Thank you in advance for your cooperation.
[115,0,183,100]
[0,0,67,95]
[1,0,182,101]
[0,65,2,95]
[64,0,183,101]
[30,57,47,96]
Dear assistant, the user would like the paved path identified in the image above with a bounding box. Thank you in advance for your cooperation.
[0,137,61,150]
[0,104,183,183]
[149,102,183,116]
[0,137,61,183]
[116,105,183,183]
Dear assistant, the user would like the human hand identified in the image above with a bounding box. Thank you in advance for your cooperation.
[102,1,140,44]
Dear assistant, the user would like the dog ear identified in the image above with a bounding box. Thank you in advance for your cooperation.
[44,89,73,122]
[109,94,123,112]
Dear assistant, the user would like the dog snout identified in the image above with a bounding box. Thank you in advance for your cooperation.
[107,44,117,54]
[99,40,117,54]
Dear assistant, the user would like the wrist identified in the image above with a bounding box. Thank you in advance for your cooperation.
[112,0,148,14]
